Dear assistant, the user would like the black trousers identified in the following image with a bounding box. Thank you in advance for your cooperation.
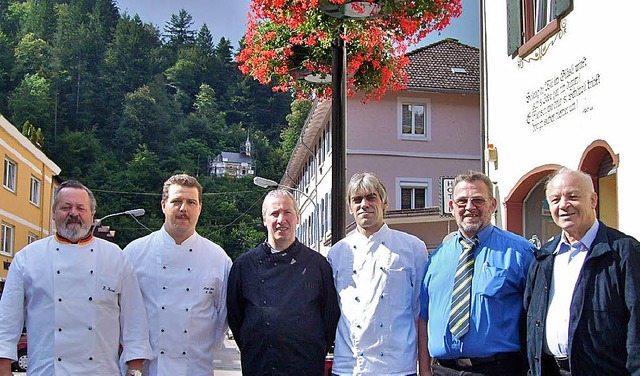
[541,353,571,376]
[433,353,527,376]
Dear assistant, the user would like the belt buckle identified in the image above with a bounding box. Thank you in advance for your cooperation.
[457,358,473,367]
[554,356,570,371]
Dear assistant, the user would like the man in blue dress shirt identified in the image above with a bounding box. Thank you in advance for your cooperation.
[418,171,535,375]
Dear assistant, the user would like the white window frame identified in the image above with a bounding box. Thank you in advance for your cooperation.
[397,97,431,141]
[30,176,42,206]
[1,222,15,257]
[3,158,17,192]
[28,232,38,244]
[396,177,432,210]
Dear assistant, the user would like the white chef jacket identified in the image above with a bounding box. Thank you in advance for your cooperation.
[0,234,152,376]
[328,224,428,376]
[123,227,231,376]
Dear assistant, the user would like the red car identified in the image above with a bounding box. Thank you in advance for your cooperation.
[12,333,27,372]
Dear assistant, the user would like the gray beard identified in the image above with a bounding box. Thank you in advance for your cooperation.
[57,223,90,242]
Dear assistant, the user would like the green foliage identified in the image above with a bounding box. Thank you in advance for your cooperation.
[0,0,295,256]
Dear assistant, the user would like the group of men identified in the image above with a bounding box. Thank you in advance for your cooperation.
[0,167,637,376]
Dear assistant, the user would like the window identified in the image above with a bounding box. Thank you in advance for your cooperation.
[1,222,15,256]
[507,0,572,57]
[30,176,41,206]
[396,178,432,210]
[3,158,17,192]
[28,233,38,244]
[398,98,431,140]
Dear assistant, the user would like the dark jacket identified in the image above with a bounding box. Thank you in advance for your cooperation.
[226,240,340,376]
[524,221,640,375]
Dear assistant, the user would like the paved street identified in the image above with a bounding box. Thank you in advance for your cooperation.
[214,337,242,375]
[14,338,242,376]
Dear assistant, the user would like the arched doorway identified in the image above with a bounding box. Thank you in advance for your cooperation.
[503,140,619,242]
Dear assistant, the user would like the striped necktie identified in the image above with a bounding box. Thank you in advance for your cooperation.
[448,236,479,339]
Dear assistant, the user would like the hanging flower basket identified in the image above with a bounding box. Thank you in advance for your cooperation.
[238,0,462,101]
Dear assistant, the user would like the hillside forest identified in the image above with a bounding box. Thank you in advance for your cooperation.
[0,0,313,259]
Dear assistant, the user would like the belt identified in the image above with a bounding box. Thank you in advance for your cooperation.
[436,352,521,368]
[554,356,570,371]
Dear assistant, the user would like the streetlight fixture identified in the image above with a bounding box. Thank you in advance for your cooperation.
[92,208,146,235]
[253,176,321,252]
[319,1,381,245]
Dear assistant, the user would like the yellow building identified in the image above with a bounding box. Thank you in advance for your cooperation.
[0,114,61,285]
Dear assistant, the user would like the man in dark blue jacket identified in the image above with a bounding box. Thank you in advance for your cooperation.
[226,189,339,375]
[524,167,640,375]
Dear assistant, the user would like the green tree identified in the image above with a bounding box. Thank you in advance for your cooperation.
[164,9,195,49]
[12,33,49,81]
[8,73,53,134]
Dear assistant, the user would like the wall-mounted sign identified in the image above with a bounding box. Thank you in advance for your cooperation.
[440,177,455,216]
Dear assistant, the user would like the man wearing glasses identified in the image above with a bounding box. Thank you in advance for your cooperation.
[418,171,535,375]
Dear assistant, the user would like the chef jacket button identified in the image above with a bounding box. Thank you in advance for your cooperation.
[163,286,167,290]
[353,270,357,274]
[88,326,92,330]
[90,270,93,274]
[161,329,165,332]
[56,248,59,251]
[379,323,383,327]
[58,358,62,361]
[266,322,270,326]
[261,279,265,283]
[356,325,361,329]
[89,356,93,360]
[184,330,187,333]
[189,249,193,252]
[380,294,384,299]
[56,270,60,274]
[355,297,360,302]
[182,351,186,355]
[90,249,93,252]
[263,300,267,305]
[160,351,165,355]
[380,352,384,356]
[58,298,62,302]
[161,306,165,310]
[187,268,191,271]
[58,328,62,332]
[185,308,189,311]
[163,266,167,269]
[88,297,93,301]
[186,288,190,291]
[381,242,385,245]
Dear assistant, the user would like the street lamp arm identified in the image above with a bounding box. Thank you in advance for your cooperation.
[94,208,146,227]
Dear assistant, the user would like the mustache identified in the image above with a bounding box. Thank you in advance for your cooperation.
[65,216,84,225]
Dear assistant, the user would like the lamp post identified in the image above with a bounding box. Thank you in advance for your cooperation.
[92,208,146,235]
[319,1,381,245]
[253,176,321,252]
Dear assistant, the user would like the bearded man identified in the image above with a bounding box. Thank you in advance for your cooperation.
[0,180,151,376]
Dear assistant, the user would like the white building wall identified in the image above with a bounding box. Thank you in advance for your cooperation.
[483,1,639,238]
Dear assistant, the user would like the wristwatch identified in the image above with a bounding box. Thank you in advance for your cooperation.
[126,370,143,376]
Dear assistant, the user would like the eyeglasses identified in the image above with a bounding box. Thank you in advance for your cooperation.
[453,197,488,208]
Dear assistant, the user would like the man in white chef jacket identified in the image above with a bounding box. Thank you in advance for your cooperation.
[0,180,151,376]
[123,174,232,376]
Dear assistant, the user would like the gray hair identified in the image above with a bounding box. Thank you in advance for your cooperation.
[545,167,595,195]
[347,172,389,205]
[453,170,494,199]
[262,189,299,217]
[53,180,97,213]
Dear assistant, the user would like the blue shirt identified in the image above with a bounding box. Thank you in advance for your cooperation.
[420,224,535,358]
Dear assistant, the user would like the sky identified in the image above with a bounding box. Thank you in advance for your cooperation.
[114,0,480,51]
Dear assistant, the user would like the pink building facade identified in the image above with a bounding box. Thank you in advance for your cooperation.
[281,39,481,254]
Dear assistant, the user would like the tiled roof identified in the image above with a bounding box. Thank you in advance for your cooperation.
[219,151,254,164]
[406,38,479,92]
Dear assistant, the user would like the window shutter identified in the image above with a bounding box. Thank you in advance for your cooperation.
[506,0,523,56]
[555,0,572,18]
